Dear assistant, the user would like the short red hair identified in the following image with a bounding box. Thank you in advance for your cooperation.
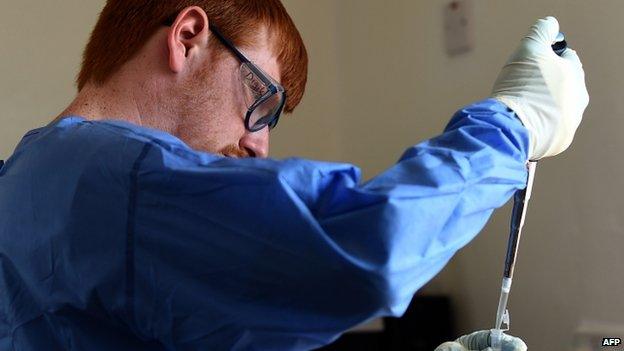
[78,0,308,113]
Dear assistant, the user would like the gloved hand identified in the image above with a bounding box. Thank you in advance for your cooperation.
[435,330,527,351]
[491,16,589,159]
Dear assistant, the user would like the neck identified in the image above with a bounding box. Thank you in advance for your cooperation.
[56,73,179,136]
[57,82,141,124]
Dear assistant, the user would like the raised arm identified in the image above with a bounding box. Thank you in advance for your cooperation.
[129,99,529,349]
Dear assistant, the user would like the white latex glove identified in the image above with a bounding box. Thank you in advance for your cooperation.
[435,330,527,351]
[491,16,589,159]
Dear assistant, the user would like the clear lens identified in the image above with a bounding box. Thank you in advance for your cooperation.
[248,91,284,130]
[239,62,285,131]
[240,63,268,108]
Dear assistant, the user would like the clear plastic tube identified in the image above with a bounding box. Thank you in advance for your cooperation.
[491,277,512,350]
[494,277,512,329]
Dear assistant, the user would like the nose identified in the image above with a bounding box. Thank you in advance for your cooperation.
[239,127,270,158]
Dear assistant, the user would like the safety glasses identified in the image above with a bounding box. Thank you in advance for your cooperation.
[209,25,286,132]
[164,16,286,132]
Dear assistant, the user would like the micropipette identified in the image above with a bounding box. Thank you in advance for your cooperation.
[490,32,567,350]
[490,161,537,348]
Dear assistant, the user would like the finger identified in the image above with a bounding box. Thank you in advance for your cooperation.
[525,16,560,44]
[434,341,467,351]
[560,47,583,68]
[502,334,528,351]
[456,330,491,350]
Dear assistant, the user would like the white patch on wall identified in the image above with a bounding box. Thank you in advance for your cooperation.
[443,0,475,56]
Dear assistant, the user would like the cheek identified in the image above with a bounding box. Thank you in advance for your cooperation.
[217,70,248,129]
[182,59,250,151]
[202,81,246,148]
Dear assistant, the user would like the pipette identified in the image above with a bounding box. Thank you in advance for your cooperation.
[490,161,537,348]
[490,33,567,350]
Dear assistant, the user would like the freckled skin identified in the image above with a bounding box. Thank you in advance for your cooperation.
[58,7,280,158]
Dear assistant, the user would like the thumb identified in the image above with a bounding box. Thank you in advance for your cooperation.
[525,16,560,45]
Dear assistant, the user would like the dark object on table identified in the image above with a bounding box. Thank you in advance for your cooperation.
[317,295,454,351]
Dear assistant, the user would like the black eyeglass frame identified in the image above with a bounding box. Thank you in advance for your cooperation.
[163,16,286,132]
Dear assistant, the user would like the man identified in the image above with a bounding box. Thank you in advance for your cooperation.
[0,0,587,350]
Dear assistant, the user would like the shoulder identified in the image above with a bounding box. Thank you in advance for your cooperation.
[42,117,205,173]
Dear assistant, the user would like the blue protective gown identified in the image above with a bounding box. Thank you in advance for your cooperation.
[0,99,529,350]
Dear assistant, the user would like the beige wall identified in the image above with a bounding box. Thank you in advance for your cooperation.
[0,0,104,158]
[284,1,624,349]
[2,1,623,350]
[270,0,343,161]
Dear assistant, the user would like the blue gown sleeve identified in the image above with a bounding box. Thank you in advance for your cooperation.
[130,99,529,349]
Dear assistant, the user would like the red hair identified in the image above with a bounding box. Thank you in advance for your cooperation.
[77,0,308,113]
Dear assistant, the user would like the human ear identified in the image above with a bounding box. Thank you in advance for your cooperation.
[166,6,210,73]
